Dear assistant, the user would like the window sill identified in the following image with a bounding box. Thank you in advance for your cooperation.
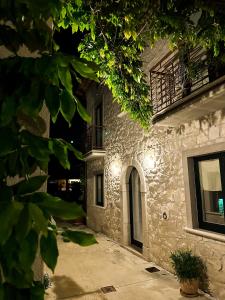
[91,204,106,210]
[185,227,225,243]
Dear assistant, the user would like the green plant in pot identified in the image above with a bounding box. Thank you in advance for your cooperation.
[170,250,202,297]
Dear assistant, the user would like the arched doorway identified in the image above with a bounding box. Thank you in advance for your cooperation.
[120,160,148,258]
[129,168,143,250]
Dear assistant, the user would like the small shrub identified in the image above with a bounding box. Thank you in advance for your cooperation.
[170,250,202,282]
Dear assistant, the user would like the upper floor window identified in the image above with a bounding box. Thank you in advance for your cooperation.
[194,153,225,234]
[95,103,103,148]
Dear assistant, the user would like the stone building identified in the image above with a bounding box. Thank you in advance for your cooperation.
[84,40,225,299]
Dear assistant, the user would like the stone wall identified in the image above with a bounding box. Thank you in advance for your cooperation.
[85,44,225,299]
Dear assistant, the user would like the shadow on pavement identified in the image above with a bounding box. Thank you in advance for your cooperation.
[52,275,102,299]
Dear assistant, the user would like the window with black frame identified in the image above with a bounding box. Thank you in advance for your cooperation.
[95,103,103,148]
[194,153,225,234]
[95,173,104,207]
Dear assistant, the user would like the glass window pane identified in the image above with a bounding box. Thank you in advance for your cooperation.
[96,174,104,206]
[198,159,225,225]
[95,104,103,148]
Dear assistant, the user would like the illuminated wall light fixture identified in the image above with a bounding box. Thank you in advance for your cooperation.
[143,154,155,170]
[111,160,122,177]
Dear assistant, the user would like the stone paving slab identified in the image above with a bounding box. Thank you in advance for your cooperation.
[45,227,211,300]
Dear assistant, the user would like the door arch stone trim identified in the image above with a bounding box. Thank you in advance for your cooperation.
[120,159,148,258]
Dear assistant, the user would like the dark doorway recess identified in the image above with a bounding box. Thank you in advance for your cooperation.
[129,168,143,251]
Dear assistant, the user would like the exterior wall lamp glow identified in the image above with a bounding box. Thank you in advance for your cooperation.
[143,154,155,170]
[111,160,122,177]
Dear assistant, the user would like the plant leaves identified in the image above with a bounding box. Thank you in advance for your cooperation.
[62,230,97,246]
[21,130,51,162]
[66,142,83,160]
[19,81,43,117]
[32,192,85,220]
[19,230,38,269]
[0,127,17,157]
[16,204,32,241]
[28,203,48,235]
[0,283,4,299]
[58,66,72,92]
[40,230,58,272]
[60,89,76,126]
[51,139,70,169]
[0,185,13,202]
[0,96,16,126]
[76,98,91,124]
[5,266,34,289]
[30,281,45,300]
[13,175,48,195]
[0,201,23,245]
[45,85,60,123]
[71,58,98,81]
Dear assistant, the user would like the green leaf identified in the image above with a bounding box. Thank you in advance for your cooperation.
[21,130,51,162]
[30,281,45,300]
[0,127,17,157]
[40,230,58,272]
[62,230,97,246]
[6,266,34,289]
[0,185,13,202]
[0,201,23,245]
[20,81,43,117]
[33,192,85,220]
[71,58,98,81]
[76,98,91,123]
[36,159,49,172]
[0,96,16,126]
[124,30,132,40]
[0,283,4,300]
[13,175,48,195]
[19,230,38,269]
[0,159,5,179]
[28,203,48,235]
[75,0,82,7]
[51,139,70,169]
[58,66,72,92]
[66,142,83,160]
[60,89,76,126]
[7,150,19,177]
[72,23,79,33]
[19,147,37,177]
[45,85,60,123]
[16,204,32,241]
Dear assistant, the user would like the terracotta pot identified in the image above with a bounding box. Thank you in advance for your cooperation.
[180,278,199,297]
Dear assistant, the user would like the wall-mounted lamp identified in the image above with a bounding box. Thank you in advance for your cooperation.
[143,154,155,170]
[111,160,122,177]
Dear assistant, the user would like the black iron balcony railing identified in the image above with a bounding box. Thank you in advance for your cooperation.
[150,47,225,115]
[84,125,105,153]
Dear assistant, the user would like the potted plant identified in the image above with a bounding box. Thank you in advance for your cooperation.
[170,250,202,297]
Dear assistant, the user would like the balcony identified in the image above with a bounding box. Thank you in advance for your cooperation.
[83,125,106,161]
[150,47,225,126]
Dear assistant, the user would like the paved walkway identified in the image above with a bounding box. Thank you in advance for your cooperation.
[45,226,211,300]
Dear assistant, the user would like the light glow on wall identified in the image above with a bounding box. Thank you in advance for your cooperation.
[143,154,155,170]
[111,160,122,177]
